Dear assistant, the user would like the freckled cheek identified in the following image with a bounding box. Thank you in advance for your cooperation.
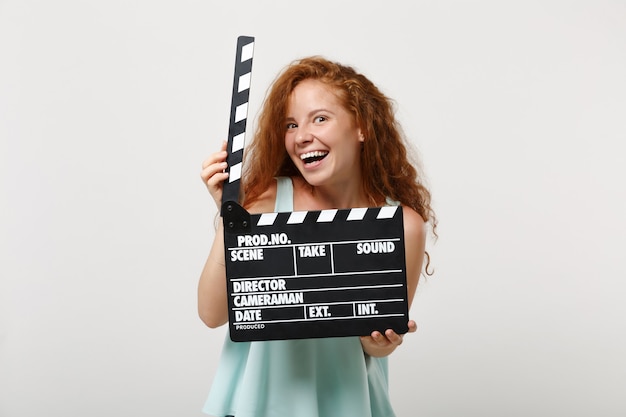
[284,136,298,161]
[284,134,294,151]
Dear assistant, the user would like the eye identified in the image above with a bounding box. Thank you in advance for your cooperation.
[314,115,327,123]
[286,122,297,130]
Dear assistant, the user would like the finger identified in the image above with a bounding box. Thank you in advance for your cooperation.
[204,170,229,196]
[205,171,230,192]
[407,320,418,333]
[200,160,230,208]
[201,149,228,170]
[200,161,229,183]
[360,333,381,346]
[370,331,390,347]
[384,329,404,346]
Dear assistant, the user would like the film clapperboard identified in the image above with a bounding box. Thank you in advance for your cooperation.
[221,36,409,342]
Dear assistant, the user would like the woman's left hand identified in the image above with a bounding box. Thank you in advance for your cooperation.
[360,320,418,357]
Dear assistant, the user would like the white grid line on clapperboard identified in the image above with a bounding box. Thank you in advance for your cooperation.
[226,237,401,251]
[233,314,406,326]
[228,269,403,281]
[230,285,404,299]
[231,296,405,311]
[329,239,335,275]
[292,245,298,276]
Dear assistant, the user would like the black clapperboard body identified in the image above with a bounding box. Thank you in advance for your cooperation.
[221,36,409,342]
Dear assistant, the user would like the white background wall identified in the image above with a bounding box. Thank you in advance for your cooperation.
[1,1,625,416]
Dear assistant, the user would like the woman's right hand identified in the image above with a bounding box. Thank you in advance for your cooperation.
[200,141,230,209]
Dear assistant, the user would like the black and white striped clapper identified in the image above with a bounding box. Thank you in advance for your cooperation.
[221,35,254,212]
[221,37,409,342]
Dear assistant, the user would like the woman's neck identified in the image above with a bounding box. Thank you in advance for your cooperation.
[292,176,369,210]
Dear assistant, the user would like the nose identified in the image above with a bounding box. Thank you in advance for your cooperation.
[295,126,313,146]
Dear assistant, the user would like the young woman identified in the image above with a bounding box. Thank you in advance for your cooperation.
[199,56,436,417]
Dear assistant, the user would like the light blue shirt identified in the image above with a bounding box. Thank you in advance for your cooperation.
[203,177,396,417]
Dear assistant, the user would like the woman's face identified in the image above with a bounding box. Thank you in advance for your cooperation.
[284,79,364,188]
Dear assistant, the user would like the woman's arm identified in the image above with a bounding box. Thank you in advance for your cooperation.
[198,222,230,328]
[197,142,230,328]
[360,205,426,357]
[197,146,277,328]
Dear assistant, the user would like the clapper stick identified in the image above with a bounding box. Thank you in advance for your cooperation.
[221,37,409,342]
[221,35,254,217]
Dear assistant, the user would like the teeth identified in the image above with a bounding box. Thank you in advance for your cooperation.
[300,151,328,160]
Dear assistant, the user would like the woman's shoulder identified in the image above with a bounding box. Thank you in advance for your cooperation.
[245,179,278,214]
[401,205,426,242]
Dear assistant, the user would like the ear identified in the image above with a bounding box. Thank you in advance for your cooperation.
[357,128,365,143]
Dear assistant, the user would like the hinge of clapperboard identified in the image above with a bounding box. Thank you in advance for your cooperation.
[221,36,254,234]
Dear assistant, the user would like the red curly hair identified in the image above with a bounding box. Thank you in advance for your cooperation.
[242,56,436,232]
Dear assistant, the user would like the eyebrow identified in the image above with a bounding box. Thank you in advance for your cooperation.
[285,108,336,121]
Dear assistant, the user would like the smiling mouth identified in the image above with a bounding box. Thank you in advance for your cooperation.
[300,151,329,165]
